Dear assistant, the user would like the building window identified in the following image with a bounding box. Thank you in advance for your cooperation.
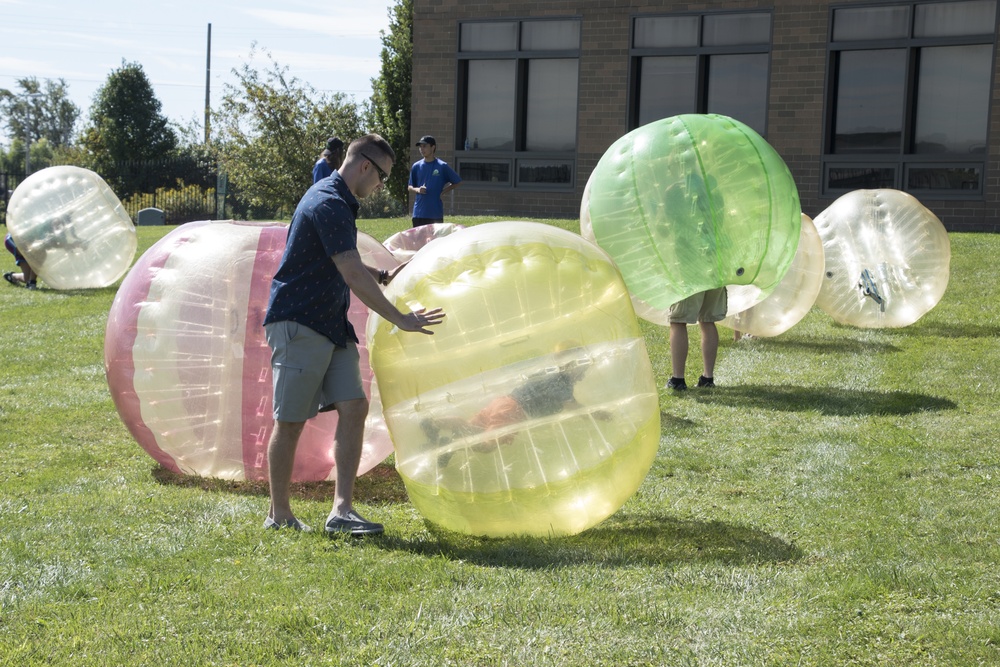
[823,0,997,197]
[457,19,580,189]
[629,11,772,135]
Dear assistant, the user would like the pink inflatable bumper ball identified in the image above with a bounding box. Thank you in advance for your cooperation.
[105,220,396,481]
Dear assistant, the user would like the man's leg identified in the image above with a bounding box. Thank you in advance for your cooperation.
[23,263,37,285]
[267,419,306,524]
[331,397,369,517]
[699,321,719,379]
[669,322,689,380]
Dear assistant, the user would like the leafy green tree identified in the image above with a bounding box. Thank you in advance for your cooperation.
[80,61,177,191]
[213,47,362,217]
[367,0,412,202]
[0,77,80,172]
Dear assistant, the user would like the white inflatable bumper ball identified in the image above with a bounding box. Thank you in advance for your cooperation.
[105,220,395,481]
[581,114,801,325]
[383,222,466,262]
[367,221,661,537]
[722,214,825,337]
[6,165,137,289]
[814,189,950,328]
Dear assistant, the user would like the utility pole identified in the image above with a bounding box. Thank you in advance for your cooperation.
[204,23,212,144]
[19,92,44,175]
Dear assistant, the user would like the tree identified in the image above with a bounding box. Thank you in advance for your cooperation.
[80,61,177,192]
[367,0,413,202]
[0,77,80,172]
[213,47,363,217]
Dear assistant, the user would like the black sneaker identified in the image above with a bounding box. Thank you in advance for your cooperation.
[326,510,384,536]
[697,375,715,388]
[666,377,687,391]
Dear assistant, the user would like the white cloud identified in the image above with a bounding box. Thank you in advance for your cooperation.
[244,4,390,39]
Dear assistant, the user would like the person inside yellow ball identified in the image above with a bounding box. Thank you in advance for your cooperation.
[421,343,610,465]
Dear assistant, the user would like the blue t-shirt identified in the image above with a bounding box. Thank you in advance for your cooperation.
[263,172,360,347]
[409,158,462,219]
[312,157,333,183]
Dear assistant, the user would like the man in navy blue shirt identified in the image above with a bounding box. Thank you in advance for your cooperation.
[312,136,344,183]
[407,135,462,227]
[264,133,445,535]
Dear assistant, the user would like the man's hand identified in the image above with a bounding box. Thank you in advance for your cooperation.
[397,307,445,335]
[333,249,445,335]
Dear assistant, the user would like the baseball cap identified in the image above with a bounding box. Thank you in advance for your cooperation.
[416,135,436,146]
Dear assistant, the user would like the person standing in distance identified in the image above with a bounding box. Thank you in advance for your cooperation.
[263,133,445,535]
[665,288,726,391]
[407,135,462,227]
[312,136,345,183]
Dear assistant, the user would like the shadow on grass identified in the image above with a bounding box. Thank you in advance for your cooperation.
[151,462,410,505]
[904,321,1000,340]
[375,514,802,569]
[735,335,902,355]
[691,384,956,416]
[154,464,800,567]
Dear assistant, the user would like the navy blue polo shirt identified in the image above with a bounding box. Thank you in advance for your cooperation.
[263,172,360,347]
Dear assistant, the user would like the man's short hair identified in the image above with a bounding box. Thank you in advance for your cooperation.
[347,134,396,164]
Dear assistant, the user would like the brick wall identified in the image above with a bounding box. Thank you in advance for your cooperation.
[413,0,1000,231]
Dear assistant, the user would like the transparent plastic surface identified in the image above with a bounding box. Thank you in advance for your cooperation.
[105,220,395,481]
[7,166,136,289]
[723,214,825,337]
[367,222,660,537]
[814,189,950,328]
[383,222,466,262]
[581,114,800,325]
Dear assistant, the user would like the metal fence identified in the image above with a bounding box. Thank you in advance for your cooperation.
[1,158,234,227]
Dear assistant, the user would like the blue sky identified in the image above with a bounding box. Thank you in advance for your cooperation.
[0,0,395,141]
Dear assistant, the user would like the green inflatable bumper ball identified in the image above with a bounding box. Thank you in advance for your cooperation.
[581,114,801,325]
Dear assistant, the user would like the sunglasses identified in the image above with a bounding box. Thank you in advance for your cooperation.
[359,152,390,184]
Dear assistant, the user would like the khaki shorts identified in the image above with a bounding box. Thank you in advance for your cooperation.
[265,321,364,422]
[668,287,728,324]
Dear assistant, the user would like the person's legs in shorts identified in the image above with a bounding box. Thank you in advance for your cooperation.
[264,321,337,528]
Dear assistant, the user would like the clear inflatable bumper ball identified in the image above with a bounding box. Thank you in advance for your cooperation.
[367,222,661,537]
[105,220,396,481]
[814,189,950,328]
[581,114,801,324]
[383,222,466,262]
[722,214,825,337]
[6,165,136,289]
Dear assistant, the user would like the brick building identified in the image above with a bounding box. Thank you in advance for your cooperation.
[410,0,1000,232]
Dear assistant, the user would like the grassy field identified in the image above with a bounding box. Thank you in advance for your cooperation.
[2,218,998,666]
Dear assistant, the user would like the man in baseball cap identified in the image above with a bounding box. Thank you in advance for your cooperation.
[408,135,462,227]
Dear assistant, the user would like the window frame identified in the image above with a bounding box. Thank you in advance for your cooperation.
[627,9,773,135]
[821,0,999,199]
[455,17,582,192]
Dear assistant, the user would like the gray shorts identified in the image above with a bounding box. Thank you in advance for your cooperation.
[668,287,728,324]
[264,321,365,422]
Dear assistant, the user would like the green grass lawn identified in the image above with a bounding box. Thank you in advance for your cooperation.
[2,218,998,666]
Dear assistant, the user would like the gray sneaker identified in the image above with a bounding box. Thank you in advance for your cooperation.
[263,516,312,532]
[326,510,384,536]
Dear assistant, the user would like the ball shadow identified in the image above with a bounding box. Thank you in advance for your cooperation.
[736,334,901,356]
[690,384,956,416]
[904,321,1000,340]
[374,513,802,569]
